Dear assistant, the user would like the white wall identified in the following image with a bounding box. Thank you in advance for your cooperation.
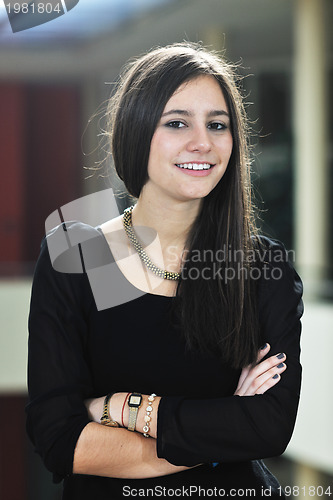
[0,280,31,393]
[286,301,333,474]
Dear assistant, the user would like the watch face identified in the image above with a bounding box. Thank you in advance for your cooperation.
[128,394,142,407]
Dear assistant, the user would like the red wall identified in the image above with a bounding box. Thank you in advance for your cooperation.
[0,83,81,273]
[0,395,28,500]
[0,85,26,264]
[0,82,82,499]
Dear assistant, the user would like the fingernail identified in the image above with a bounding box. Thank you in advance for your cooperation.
[276,353,285,359]
[260,343,268,350]
[277,363,284,369]
[272,374,279,379]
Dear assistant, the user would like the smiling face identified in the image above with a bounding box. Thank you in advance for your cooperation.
[141,75,233,205]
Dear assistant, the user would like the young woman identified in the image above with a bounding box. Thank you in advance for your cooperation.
[27,43,303,499]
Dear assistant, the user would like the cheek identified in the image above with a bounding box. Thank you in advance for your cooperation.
[221,135,233,160]
[149,130,182,160]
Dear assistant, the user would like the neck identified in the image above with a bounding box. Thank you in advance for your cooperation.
[132,196,201,250]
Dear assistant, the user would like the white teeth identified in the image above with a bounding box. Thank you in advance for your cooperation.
[176,163,212,170]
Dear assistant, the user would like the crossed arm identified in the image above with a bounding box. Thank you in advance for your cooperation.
[73,344,287,479]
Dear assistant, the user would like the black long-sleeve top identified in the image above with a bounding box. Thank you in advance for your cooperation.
[26,222,303,499]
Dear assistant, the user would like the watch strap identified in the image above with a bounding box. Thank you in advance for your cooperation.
[128,406,139,431]
[127,393,142,431]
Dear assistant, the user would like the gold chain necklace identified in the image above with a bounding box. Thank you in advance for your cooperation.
[123,206,180,281]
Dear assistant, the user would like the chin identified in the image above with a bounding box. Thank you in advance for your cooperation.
[179,190,212,201]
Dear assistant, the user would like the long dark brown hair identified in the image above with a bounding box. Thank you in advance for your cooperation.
[105,42,261,368]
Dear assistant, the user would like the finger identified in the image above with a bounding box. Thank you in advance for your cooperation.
[244,362,287,396]
[256,352,287,374]
[256,343,270,364]
[238,352,287,395]
[235,366,250,392]
[256,373,281,394]
[237,344,271,393]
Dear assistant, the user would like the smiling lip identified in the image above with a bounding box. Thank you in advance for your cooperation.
[174,162,216,177]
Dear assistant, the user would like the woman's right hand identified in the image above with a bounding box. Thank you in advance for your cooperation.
[234,343,287,396]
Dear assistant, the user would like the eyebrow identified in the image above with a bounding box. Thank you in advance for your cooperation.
[161,109,230,118]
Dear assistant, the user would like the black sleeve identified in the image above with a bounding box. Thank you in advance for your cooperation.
[26,223,95,482]
[156,238,303,466]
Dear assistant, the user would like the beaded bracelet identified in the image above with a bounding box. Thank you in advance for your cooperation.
[143,393,156,438]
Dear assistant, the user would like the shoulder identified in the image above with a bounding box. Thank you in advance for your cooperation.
[251,235,303,315]
[250,235,297,275]
[251,234,289,257]
[31,222,99,314]
[100,213,124,233]
[43,220,113,274]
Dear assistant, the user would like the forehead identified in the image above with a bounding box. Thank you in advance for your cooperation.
[164,75,227,110]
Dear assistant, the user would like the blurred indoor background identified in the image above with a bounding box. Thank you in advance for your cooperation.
[0,0,332,498]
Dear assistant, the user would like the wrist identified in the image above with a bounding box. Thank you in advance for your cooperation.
[136,395,160,439]
[85,396,105,422]
[135,394,148,433]
[110,392,161,437]
[109,392,127,425]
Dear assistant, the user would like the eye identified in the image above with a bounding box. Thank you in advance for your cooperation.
[208,122,228,131]
[165,120,186,129]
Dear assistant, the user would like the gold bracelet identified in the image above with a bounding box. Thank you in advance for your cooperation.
[100,393,120,427]
[143,393,156,438]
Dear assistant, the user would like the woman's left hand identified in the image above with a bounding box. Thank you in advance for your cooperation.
[234,343,287,396]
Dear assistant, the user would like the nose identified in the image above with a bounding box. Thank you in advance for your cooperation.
[186,125,212,153]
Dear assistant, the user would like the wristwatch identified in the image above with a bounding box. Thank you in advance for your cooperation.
[127,393,142,431]
[100,393,120,427]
